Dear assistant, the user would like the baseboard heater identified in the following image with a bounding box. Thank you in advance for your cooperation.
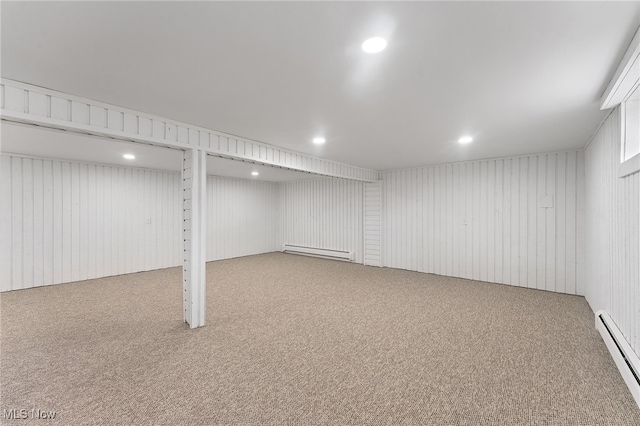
[595,310,640,408]
[282,244,354,262]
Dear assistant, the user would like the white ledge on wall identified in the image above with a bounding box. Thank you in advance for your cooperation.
[619,153,640,178]
[601,26,640,110]
[0,78,380,183]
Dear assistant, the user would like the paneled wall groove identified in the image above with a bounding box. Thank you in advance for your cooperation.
[381,150,585,295]
[0,154,183,291]
[585,106,640,358]
[280,178,363,264]
[0,154,282,291]
[364,181,382,266]
[3,148,592,301]
[206,176,279,261]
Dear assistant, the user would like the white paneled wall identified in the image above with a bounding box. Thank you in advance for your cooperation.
[364,181,382,266]
[2,149,596,299]
[585,107,640,357]
[206,176,279,261]
[0,154,182,291]
[280,178,364,264]
[381,151,585,294]
[0,155,284,291]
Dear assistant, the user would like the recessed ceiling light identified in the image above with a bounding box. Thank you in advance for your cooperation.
[251,171,259,176]
[362,37,387,53]
[123,154,135,160]
[458,136,473,144]
[313,137,326,145]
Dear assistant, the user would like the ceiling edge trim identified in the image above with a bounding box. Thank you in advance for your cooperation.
[601,26,640,110]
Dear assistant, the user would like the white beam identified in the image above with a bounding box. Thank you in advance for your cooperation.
[601,26,640,110]
[0,78,380,182]
[182,148,206,328]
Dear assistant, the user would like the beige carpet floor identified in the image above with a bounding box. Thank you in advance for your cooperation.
[1,252,639,425]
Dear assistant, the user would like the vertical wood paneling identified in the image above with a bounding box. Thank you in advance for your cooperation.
[95,166,104,278]
[512,160,522,286]
[12,158,23,289]
[527,156,537,289]
[280,178,364,264]
[33,159,44,287]
[71,162,80,281]
[555,153,567,294]
[87,165,97,279]
[23,159,34,288]
[535,156,545,291]
[0,154,182,291]
[364,181,382,266]
[79,163,89,281]
[566,152,578,295]
[52,161,63,284]
[111,167,120,276]
[487,160,495,283]
[502,159,512,285]
[495,160,503,284]
[0,156,11,291]
[464,163,473,279]
[518,158,528,287]
[205,176,279,261]
[381,150,584,295]
[576,149,586,297]
[585,106,640,358]
[473,162,480,280]
[480,161,488,282]
[545,154,556,292]
[43,160,54,285]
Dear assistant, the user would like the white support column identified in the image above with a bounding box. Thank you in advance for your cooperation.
[364,180,383,267]
[182,148,207,328]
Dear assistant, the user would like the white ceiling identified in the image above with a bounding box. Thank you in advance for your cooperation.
[1,2,639,171]
[1,122,314,182]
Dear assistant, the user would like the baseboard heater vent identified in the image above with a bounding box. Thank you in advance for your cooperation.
[596,310,640,408]
[282,244,354,262]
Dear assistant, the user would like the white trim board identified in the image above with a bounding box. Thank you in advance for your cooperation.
[601,26,640,110]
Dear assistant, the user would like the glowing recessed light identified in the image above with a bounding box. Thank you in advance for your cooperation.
[362,37,387,53]
[458,136,473,144]
[313,137,326,145]
[123,154,136,160]
[251,171,259,176]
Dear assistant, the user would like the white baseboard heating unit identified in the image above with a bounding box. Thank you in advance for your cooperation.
[282,244,354,262]
[595,310,640,408]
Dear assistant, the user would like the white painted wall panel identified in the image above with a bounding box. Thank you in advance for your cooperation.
[382,151,585,295]
[0,154,182,291]
[364,181,382,266]
[280,178,364,264]
[206,176,279,261]
[0,153,284,292]
[585,107,640,358]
